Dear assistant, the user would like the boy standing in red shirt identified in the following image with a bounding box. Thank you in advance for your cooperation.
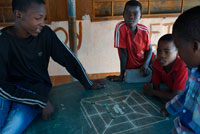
[107,0,153,82]
[143,34,188,102]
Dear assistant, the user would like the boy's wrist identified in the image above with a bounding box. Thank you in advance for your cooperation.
[143,63,149,68]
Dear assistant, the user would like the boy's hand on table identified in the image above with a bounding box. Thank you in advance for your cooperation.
[143,83,154,97]
[42,101,54,120]
[90,80,105,89]
[140,65,151,77]
[161,104,169,117]
[106,76,123,82]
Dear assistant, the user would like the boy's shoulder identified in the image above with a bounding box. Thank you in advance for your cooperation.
[115,21,127,29]
[41,25,53,33]
[137,23,148,30]
[189,67,200,78]
[153,57,186,71]
[39,25,55,38]
[174,57,186,69]
[153,59,162,70]
[0,28,10,53]
[137,24,149,35]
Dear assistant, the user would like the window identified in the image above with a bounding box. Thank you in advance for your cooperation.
[0,0,14,26]
[92,0,200,21]
[0,0,50,26]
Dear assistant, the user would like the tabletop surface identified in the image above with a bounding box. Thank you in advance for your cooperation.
[24,79,174,134]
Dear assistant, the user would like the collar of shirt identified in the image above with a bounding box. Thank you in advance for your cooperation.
[154,57,181,74]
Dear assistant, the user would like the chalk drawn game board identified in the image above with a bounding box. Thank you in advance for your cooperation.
[80,89,169,134]
[24,81,174,134]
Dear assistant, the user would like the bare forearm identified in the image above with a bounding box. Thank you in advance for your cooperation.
[152,89,178,101]
[120,63,126,79]
[120,48,128,79]
[144,45,152,66]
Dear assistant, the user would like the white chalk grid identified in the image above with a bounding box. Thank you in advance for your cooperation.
[80,89,168,134]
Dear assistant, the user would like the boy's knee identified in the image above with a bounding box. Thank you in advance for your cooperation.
[1,109,24,134]
[1,104,39,134]
[0,97,11,130]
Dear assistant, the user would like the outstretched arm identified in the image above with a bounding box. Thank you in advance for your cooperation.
[48,27,104,89]
[119,48,128,79]
[143,83,181,102]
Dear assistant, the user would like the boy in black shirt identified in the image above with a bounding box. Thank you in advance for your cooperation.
[0,0,104,133]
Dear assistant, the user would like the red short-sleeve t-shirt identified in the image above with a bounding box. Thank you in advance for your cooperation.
[152,57,188,90]
[114,22,151,69]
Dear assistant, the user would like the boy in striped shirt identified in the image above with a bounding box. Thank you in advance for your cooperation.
[161,6,200,134]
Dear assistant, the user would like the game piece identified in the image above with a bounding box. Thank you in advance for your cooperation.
[115,104,119,108]
[113,106,119,113]
[106,108,111,113]
[104,105,111,113]
[118,108,124,115]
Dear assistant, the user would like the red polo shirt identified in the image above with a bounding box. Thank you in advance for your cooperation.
[114,22,151,69]
[152,57,188,90]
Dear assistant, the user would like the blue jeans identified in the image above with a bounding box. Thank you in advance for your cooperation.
[0,97,40,134]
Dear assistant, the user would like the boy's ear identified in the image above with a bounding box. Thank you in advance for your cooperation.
[193,40,200,53]
[139,11,142,19]
[140,13,142,19]
[14,10,23,19]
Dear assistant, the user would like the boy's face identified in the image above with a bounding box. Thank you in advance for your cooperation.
[173,33,200,68]
[123,5,141,28]
[15,3,46,37]
[157,40,177,66]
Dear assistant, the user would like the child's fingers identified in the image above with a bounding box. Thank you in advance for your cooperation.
[91,80,106,89]
[143,83,150,90]
[160,106,169,117]
[161,110,169,117]
[106,76,116,80]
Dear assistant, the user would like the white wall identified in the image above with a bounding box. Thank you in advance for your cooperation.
[48,17,177,76]
[0,17,177,76]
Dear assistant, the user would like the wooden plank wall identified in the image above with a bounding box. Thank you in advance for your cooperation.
[0,0,199,24]
[48,0,92,21]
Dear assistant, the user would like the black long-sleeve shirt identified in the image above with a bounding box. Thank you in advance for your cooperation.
[0,26,93,110]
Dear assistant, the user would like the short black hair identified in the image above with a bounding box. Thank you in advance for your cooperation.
[124,0,142,13]
[158,34,177,50]
[173,6,200,42]
[12,0,45,12]
[158,34,173,43]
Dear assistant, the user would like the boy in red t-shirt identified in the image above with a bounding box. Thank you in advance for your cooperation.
[107,0,153,82]
[143,34,188,102]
